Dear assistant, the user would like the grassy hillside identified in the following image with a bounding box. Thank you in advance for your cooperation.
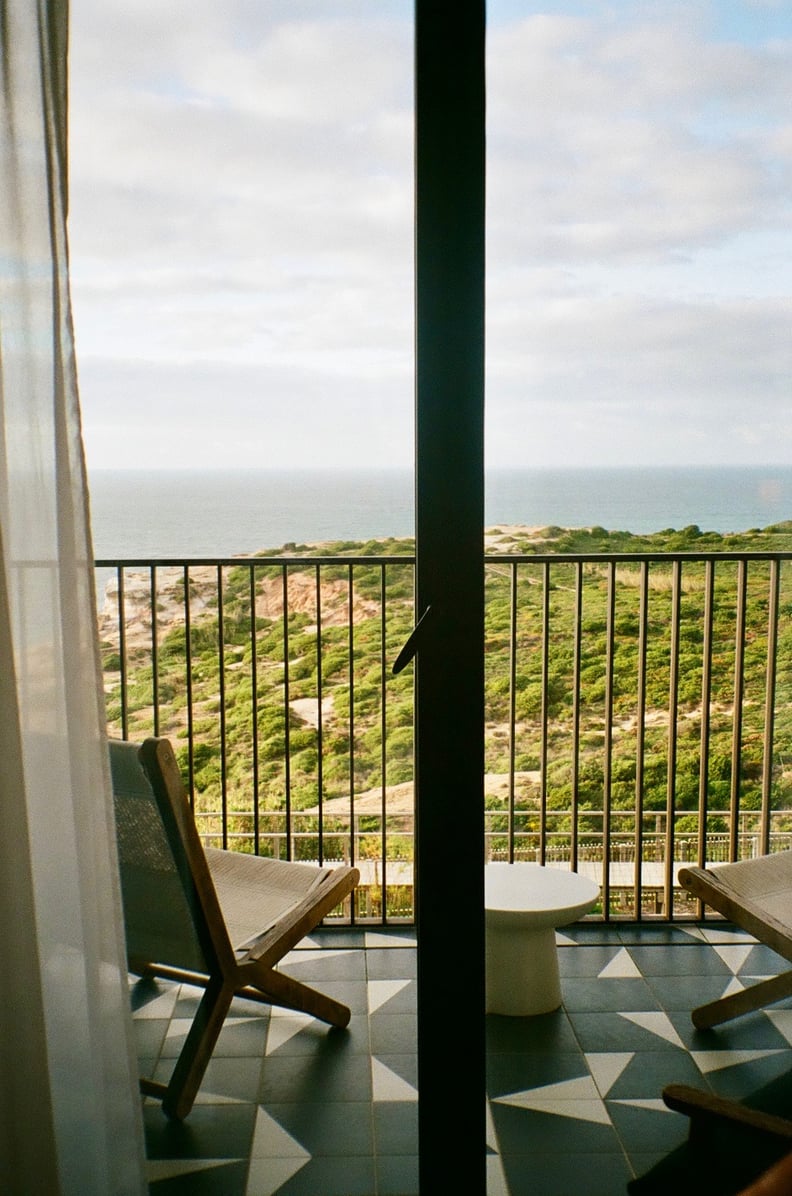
[98,522,792,914]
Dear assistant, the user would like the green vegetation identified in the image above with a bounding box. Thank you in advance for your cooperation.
[99,523,792,918]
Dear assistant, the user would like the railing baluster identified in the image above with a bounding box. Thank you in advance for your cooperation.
[315,563,324,866]
[697,560,715,887]
[508,561,518,861]
[217,565,228,849]
[665,560,681,917]
[380,562,387,921]
[150,564,159,737]
[540,561,550,866]
[282,565,292,861]
[348,563,357,919]
[730,560,747,861]
[761,559,780,856]
[571,561,583,872]
[603,561,616,920]
[634,561,648,917]
[249,564,260,854]
[184,565,195,808]
[117,566,128,740]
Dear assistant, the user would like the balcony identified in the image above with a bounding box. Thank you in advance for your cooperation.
[98,539,792,1192]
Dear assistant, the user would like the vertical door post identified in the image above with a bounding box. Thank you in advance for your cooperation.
[414,3,486,1191]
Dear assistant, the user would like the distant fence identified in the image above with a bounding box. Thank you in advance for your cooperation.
[96,548,792,923]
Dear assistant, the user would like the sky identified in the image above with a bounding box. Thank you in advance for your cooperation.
[67,0,792,473]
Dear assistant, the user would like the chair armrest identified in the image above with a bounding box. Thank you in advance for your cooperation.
[663,1084,792,1141]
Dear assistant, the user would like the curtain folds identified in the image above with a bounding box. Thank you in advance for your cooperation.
[0,3,146,1192]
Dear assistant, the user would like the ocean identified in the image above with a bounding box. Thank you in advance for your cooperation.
[87,465,792,560]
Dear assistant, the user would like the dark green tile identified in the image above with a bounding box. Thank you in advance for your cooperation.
[365,949,417,980]
[369,1013,417,1054]
[151,1055,263,1104]
[562,977,660,1012]
[567,1011,687,1053]
[373,1052,418,1091]
[143,1103,256,1160]
[486,1007,580,1053]
[704,1050,792,1101]
[161,1016,268,1060]
[668,1009,792,1052]
[558,944,624,976]
[602,1050,707,1100]
[618,925,706,945]
[248,1155,376,1195]
[367,978,416,1014]
[490,1101,622,1155]
[148,1160,248,1195]
[629,1149,683,1182]
[318,978,371,1014]
[644,973,738,1012]
[259,1052,372,1103]
[558,924,625,944]
[131,977,178,1015]
[261,1101,374,1156]
[264,1012,370,1057]
[607,1100,689,1156]
[133,1019,170,1058]
[281,947,367,981]
[373,1102,418,1155]
[740,944,787,974]
[487,1050,587,1100]
[627,944,730,976]
[500,1149,633,1195]
[698,922,755,940]
[376,1154,419,1196]
[173,984,209,1017]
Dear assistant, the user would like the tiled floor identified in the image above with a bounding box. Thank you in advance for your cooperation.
[135,923,792,1195]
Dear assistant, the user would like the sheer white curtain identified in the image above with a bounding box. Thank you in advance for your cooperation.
[0,2,146,1192]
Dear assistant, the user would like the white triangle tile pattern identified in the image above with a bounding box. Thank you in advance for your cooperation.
[597,948,642,979]
[147,1159,238,1181]
[494,1076,612,1124]
[619,1011,687,1049]
[586,1052,635,1096]
[691,1048,787,1074]
[367,978,412,1014]
[136,925,792,1196]
[713,944,755,973]
[371,1057,418,1102]
[766,1010,792,1045]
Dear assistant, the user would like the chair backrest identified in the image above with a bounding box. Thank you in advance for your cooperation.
[110,738,213,975]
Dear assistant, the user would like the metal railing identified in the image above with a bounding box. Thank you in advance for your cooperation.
[96,548,792,923]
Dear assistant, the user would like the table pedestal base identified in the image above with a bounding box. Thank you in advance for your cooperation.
[485,924,561,1016]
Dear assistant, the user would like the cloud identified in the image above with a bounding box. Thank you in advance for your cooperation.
[66,1,792,470]
[77,356,413,470]
[486,11,792,262]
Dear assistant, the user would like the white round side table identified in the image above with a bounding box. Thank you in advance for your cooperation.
[485,862,600,1016]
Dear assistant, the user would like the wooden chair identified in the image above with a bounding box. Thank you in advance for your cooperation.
[631,1078,792,1195]
[110,736,359,1119]
[631,854,792,1192]
[676,853,792,1029]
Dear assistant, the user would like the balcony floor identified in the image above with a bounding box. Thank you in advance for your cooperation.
[137,923,792,1195]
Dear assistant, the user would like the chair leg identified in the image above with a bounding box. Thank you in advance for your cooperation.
[162,975,236,1120]
[242,963,351,1028]
[692,971,792,1029]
